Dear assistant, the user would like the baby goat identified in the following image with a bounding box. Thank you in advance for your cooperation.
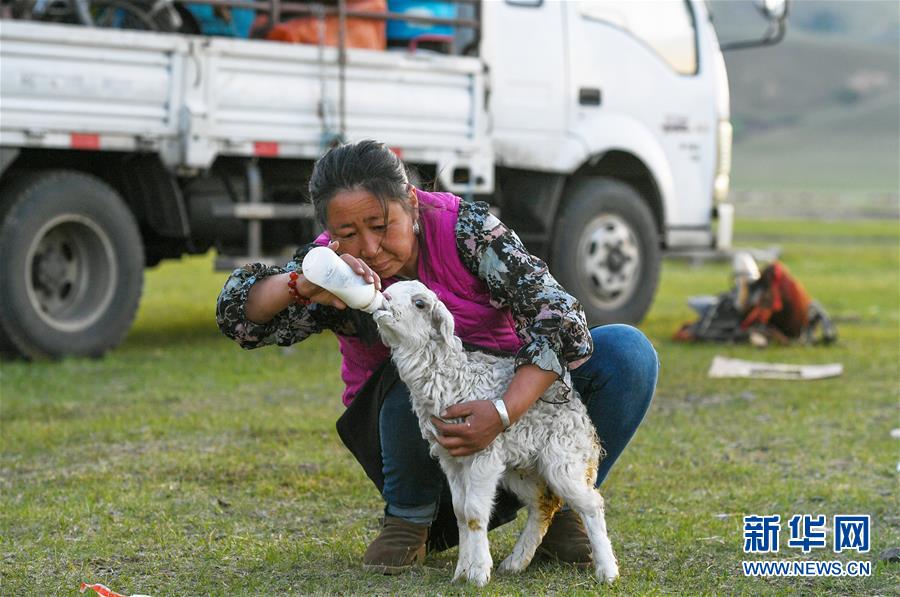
[373,280,619,586]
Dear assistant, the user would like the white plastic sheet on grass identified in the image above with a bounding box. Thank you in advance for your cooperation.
[708,356,843,380]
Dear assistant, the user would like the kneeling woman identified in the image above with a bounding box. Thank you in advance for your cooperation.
[216,140,659,573]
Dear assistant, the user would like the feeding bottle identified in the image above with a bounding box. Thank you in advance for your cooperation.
[301,246,385,313]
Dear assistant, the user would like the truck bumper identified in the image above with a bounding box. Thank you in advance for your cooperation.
[664,202,734,251]
[715,202,734,250]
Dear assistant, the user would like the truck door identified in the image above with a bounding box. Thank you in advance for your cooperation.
[481,0,569,170]
[564,0,719,235]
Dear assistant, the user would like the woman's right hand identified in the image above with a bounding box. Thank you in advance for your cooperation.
[296,240,382,309]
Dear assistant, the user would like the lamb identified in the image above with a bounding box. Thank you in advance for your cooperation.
[372,280,619,586]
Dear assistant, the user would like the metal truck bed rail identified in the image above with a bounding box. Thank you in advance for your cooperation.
[0,19,491,192]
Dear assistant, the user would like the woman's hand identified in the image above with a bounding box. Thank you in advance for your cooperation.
[429,366,560,457]
[329,240,382,291]
[296,240,382,309]
[430,400,505,457]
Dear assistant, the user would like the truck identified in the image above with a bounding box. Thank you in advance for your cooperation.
[0,0,788,359]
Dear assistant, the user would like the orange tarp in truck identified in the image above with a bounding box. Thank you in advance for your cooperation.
[266,0,387,50]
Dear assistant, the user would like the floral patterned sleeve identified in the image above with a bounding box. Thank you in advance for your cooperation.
[215,243,358,348]
[456,200,593,385]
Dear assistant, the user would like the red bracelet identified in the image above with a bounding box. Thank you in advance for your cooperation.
[287,271,311,305]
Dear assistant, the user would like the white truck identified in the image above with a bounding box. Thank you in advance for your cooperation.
[0,0,787,359]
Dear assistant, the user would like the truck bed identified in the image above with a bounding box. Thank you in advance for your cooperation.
[0,21,490,190]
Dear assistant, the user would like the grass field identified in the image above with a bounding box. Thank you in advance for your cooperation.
[2,218,898,595]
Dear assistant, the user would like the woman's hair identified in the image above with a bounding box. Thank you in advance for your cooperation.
[307,140,419,345]
[308,139,413,229]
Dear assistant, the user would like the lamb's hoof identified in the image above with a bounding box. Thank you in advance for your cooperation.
[466,564,491,587]
[596,563,619,584]
[498,554,529,574]
[451,565,466,584]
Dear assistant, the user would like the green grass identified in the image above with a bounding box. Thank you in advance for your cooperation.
[2,218,899,595]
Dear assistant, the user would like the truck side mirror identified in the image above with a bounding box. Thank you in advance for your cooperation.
[753,0,787,21]
[719,0,790,52]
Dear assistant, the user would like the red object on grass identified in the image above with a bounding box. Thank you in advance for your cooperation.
[80,582,128,597]
[740,261,812,337]
[79,582,149,597]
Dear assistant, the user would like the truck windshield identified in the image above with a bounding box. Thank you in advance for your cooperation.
[578,0,698,75]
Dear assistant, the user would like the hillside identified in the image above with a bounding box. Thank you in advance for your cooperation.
[710,1,899,199]
[725,33,898,138]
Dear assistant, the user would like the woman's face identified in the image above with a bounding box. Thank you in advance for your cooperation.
[326,187,419,279]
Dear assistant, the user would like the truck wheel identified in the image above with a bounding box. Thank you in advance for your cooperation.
[0,192,24,359]
[0,170,144,359]
[551,177,660,325]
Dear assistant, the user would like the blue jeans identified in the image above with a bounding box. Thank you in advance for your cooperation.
[379,324,659,524]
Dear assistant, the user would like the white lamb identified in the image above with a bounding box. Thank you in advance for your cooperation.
[372,280,619,586]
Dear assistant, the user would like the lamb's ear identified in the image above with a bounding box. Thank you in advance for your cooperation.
[431,301,457,346]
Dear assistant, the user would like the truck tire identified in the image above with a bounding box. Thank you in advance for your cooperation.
[0,188,24,359]
[0,170,144,359]
[551,177,660,325]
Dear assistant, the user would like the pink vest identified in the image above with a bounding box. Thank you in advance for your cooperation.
[315,189,523,405]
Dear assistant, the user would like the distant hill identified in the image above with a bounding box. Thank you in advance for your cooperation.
[709,0,899,199]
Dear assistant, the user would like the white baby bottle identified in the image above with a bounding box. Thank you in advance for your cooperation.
[301,246,385,313]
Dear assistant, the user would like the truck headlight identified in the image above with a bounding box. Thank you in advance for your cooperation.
[714,120,732,203]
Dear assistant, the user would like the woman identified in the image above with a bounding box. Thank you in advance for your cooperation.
[216,140,659,574]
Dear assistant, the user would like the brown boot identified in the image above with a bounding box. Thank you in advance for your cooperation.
[535,509,593,567]
[362,516,429,575]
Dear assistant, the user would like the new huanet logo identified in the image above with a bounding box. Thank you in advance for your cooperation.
[742,514,872,578]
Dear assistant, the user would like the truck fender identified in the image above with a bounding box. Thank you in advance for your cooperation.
[0,148,20,178]
[563,114,675,230]
[118,154,191,240]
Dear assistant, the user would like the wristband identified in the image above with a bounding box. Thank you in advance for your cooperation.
[492,399,511,431]
[287,271,311,305]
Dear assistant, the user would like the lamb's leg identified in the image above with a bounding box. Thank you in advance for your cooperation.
[442,462,471,584]
[456,456,505,587]
[545,464,619,584]
[497,472,561,574]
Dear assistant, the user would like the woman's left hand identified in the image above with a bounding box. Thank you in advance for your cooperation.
[431,401,505,457]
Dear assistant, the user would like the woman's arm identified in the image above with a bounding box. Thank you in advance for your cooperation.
[243,240,381,324]
[431,364,557,456]
[217,241,371,348]
[216,259,321,349]
[430,200,593,456]
[243,271,299,324]
[456,201,593,377]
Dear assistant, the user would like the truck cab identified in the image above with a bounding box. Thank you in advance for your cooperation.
[480,0,733,323]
